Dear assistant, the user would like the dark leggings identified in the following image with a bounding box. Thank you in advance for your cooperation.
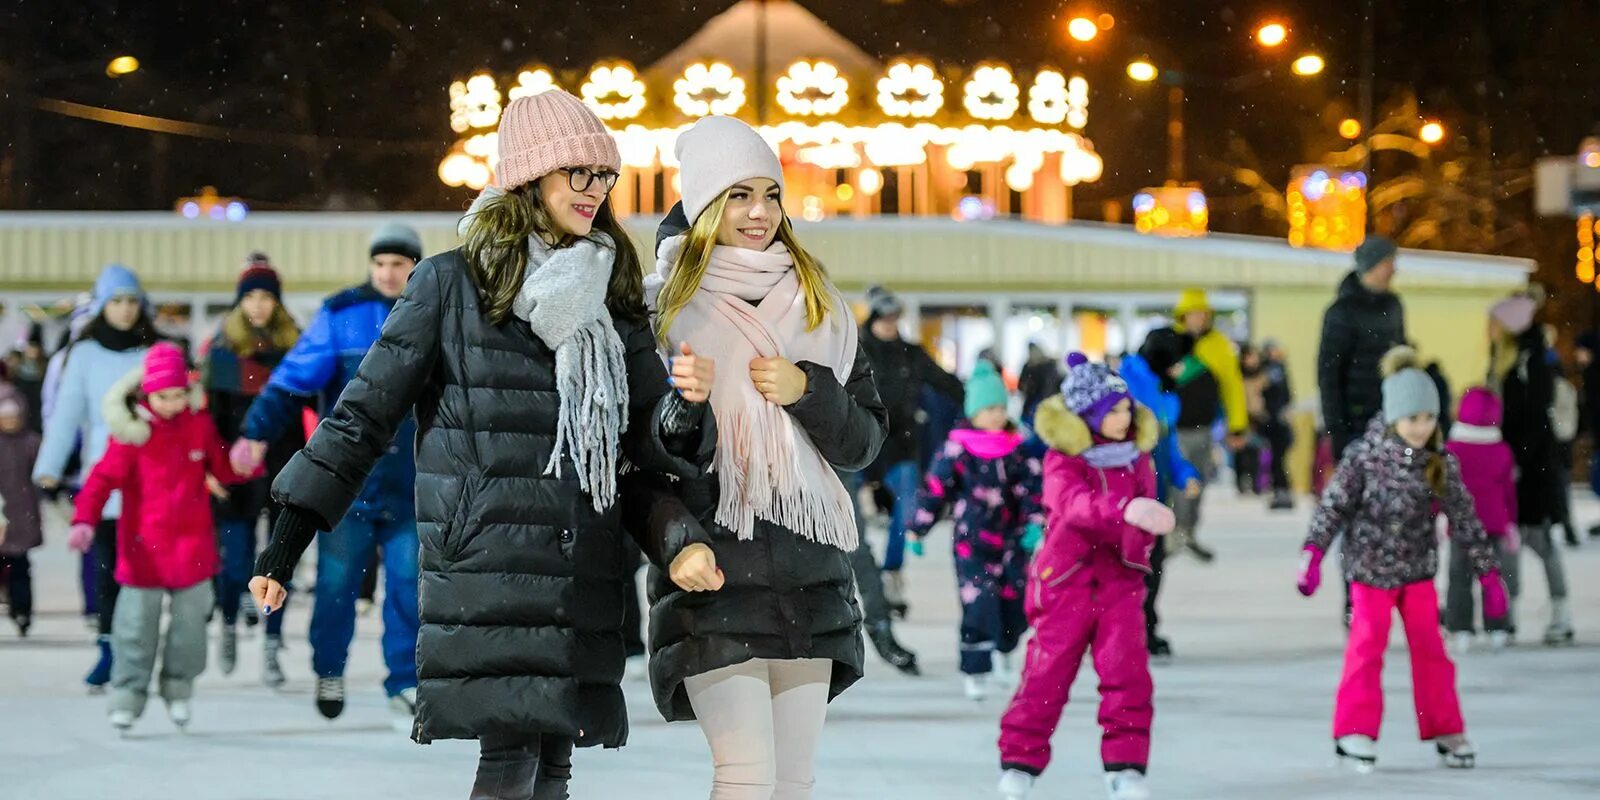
[1,554,32,620]
[471,734,573,800]
[93,519,120,637]
[1143,536,1167,636]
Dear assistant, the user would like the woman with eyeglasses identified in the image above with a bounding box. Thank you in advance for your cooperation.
[249,90,721,800]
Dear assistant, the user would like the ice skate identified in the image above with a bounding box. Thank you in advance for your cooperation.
[1335,735,1377,773]
[964,674,990,701]
[997,768,1034,800]
[1435,734,1475,768]
[1269,489,1294,510]
[85,635,113,693]
[1487,630,1512,650]
[993,652,1017,687]
[219,624,238,675]
[1448,631,1473,656]
[389,686,418,734]
[1104,769,1151,800]
[166,699,191,730]
[1147,633,1173,660]
[262,634,286,688]
[867,620,920,676]
[1543,600,1575,646]
[883,570,909,619]
[315,676,346,719]
[109,709,136,735]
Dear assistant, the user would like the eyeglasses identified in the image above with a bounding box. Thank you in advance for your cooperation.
[559,167,620,194]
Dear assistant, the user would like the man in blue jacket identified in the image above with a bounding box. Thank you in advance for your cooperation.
[235,222,423,726]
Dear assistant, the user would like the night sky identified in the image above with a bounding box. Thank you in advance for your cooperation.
[4,0,1599,297]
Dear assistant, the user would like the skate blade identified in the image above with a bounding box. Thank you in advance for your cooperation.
[1339,757,1376,774]
[1440,754,1475,769]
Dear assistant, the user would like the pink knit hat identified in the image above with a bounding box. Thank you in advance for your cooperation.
[1489,295,1536,336]
[141,342,189,395]
[494,90,621,192]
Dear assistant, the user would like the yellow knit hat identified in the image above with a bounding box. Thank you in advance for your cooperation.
[1174,288,1212,317]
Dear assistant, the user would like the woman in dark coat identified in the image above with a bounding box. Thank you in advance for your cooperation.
[1487,295,1573,644]
[250,91,718,800]
[204,256,304,685]
[646,116,888,800]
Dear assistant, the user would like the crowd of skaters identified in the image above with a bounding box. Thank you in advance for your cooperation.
[0,91,1589,800]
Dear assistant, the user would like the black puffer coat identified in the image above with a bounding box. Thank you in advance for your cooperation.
[1497,327,1561,526]
[271,249,713,747]
[645,345,887,721]
[858,330,962,472]
[1318,271,1406,453]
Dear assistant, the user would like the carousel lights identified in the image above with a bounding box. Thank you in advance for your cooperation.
[1066,76,1089,129]
[1027,70,1070,126]
[877,60,944,119]
[859,167,884,195]
[964,65,1020,121]
[673,61,746,117]
[508,68,558,101]
[580,63,646,120]
[449,74,502,134]
[777,60,849,116]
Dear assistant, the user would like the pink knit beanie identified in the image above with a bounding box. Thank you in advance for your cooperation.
[141,342,189,395]
[495,90,621,192]
[1489,295,1536,336]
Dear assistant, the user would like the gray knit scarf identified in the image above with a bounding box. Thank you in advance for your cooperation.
[514,233,630,511]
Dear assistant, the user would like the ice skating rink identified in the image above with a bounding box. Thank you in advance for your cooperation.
[3,493,1597,799]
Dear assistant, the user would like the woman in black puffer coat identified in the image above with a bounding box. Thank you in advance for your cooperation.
[250,91,719,800]
[645,116,888,800]
[1487,295,1573,644]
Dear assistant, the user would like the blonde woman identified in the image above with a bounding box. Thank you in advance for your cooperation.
[645,115,888,800]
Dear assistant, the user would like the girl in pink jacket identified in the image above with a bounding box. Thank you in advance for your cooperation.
[1443,386,1518,652]
[997,354,1174,800]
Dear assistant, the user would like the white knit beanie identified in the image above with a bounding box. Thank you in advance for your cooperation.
[674,116,785,224]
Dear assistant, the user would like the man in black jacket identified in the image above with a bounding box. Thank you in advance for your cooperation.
[1261,340,1294,510]
[858,285,964,616]
[1318,235,1406,626]
[1318,235,1407,460]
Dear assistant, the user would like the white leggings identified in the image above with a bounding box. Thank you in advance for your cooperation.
[683,657,833,800]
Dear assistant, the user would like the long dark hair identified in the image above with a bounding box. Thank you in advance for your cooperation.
[73,308,161,350]
[460,183,646,327]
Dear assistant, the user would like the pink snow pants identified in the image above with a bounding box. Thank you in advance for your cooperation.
[1335,580,1465,741]
[997,563,1152,774]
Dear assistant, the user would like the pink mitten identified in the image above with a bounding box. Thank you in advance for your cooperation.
[1123,498,1175,535]
[1480,572,1509,620]
[230,438,263,477]
[1296,544,1325,597]
[1501,526,1520,555]
[68,523,95,554]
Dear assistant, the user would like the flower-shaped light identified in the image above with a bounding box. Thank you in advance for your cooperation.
[508,68,558,101]
[776,60,849,117]
[449,74,502,134]
[1066,76,1089,129]
[673,62,747,117]
[963,64,1020,121]
[580,62,646,120]
[1027,70,1069,125]
[876,60,943,119]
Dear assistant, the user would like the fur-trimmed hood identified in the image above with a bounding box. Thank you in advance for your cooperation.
[102,365,206,446]
[1033,394,1159,456]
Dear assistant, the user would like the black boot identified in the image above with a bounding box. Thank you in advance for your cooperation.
[1147,632,1173,659]
[1269,489,1294,511]
[1563,524,1580,548]
[867,621,921,675]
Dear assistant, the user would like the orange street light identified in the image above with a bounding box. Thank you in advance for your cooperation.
[1339,118,1362,139]
[1419,120,1445,145]
[1127,60,1158,83]
[1256,23,1288,47]
[1068,17,1099,42]
[106,56,140,77]
[1291,54,1325,76]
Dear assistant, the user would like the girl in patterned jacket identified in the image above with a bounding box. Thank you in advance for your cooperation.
[1297,347,1508,773]
[907,360,1045,702]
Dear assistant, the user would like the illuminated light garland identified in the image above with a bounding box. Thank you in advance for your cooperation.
[450,74,502,134]
[673,61,746,117]
[877,60,944,119]
[508,68,558,101]
[580,63,646,120]
[964,65,1020,121]
[777,60,849,117]
[1287,165,1366,250]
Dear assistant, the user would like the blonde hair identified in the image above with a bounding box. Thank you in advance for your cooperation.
[654,189,833,340]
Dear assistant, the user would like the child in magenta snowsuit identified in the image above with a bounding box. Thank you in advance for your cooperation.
[908,361,1044,697]
[1297,348,1507,771]
[997,354,1174,800]
[1443,386,1519,645]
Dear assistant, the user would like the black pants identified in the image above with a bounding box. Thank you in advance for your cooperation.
[93,520,120,636]
[471,734,573,800]
[841,470,891,627]
[1235,441,1262,493]
[1263,420,1292,492]
[1,554,32,620]
[1143,536,1167,637]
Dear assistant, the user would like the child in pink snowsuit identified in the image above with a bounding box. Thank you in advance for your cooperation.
[1297,347,1507,771]
[1443,386,1518,648]
[997,354,1174,800]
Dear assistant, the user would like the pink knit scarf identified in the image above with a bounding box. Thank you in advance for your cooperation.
[649,237,860,550]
